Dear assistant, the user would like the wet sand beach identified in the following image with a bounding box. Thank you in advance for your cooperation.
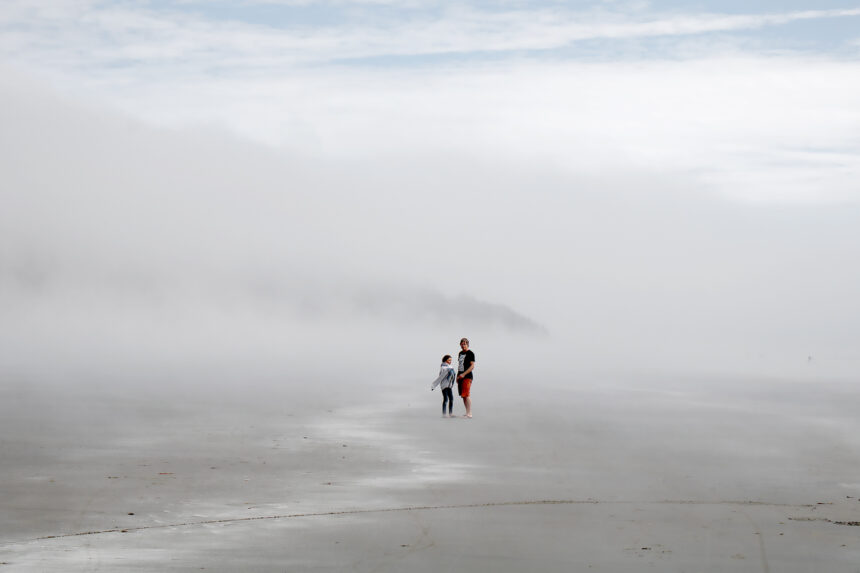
[2,373,860,571]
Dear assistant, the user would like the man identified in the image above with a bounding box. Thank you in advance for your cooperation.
[457,337,476,418]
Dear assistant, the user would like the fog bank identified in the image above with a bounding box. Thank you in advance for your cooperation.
[2,73,860,387]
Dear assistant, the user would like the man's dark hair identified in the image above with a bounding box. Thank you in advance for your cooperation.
[442,354,452,362]
[460,338,469,345]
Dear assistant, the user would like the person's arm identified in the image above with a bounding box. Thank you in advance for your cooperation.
[458,356,475,378]
[431,370,444,390]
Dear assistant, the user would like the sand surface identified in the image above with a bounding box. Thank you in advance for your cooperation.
[2,373,860,571]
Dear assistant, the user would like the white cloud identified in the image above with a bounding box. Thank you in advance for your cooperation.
[3,1,859,204]
[75,54,858,204]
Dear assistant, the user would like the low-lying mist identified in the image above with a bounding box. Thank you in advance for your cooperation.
[2,74,859,396]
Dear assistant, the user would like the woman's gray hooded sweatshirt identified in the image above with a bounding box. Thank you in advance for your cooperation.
[430,363,457,391]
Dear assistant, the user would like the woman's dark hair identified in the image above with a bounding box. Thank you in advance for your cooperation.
[442,354,452,362]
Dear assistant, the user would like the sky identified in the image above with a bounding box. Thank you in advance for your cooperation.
[2,1,860,384]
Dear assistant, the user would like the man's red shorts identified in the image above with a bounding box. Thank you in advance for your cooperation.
[457,378,472,398]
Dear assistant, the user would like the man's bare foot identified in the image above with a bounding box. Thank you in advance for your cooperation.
[463,414,472,418]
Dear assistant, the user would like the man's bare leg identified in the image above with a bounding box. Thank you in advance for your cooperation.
[463,397,472,418]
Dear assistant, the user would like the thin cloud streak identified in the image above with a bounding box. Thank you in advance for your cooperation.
[3,3,860,73]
